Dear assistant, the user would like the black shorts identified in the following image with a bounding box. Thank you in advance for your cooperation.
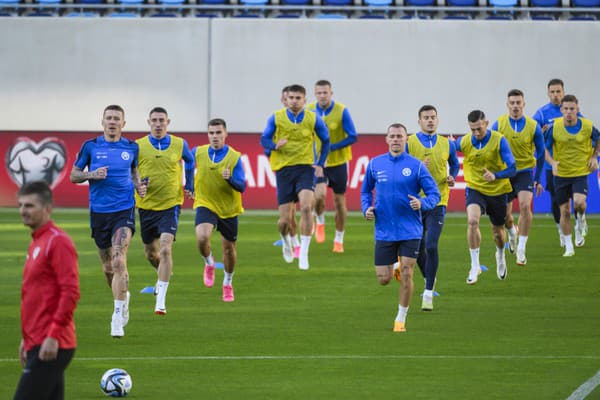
[465,188,508,227]
[90,207,136,249]
[139,206,181,244]
[195,207,238,242]
[374,239,420,265]
[554,175,588,205]
[508,170,534,201]
[315,163,348,194]
[275,165,315,205]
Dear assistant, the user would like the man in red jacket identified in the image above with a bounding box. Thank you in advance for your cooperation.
[14,181,80,400]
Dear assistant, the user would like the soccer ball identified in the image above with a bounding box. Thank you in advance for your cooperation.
[100,368,133,397]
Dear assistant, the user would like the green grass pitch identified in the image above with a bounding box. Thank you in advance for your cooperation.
[1,208,599,399]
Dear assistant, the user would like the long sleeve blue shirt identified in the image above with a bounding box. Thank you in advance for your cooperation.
[191,145,246,193]
[405,132,460,179]
[545,119,600,152]
[491,117,545,182]
[148,134,195,192]
[313,101,358,151]
[361,152,440,241]
[455,130,517,180]
[260,109,330,167]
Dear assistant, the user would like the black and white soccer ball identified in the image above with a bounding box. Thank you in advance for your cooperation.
[100,368,133,397]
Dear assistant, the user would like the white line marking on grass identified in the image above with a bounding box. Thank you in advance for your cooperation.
[1,354,599,363]
[566,370,600,400]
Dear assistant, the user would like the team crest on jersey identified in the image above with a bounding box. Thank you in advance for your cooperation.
[121,151,130,161]
[402,168,412,177]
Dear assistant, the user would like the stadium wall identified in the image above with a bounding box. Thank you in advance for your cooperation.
[2,131,600,212]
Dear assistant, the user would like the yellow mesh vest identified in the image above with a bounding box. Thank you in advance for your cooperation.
[307,101,352,167]
[497,115,537,170]
[552,117,594,177]
[408,134,450,206]
[135,135,184,210]
[461,131,513,196]
[269,109,317,171]
[193,145,244,218]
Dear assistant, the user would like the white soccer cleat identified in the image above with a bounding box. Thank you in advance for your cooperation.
[298,253,309,270]
[559,233,565,248]
[496,252,507,280]
[581,219,588,237]
[122,291,130,327]
[466,266,481,285]
[562,248,575,257]
[575,224,585,247]
[507,232,517,254]
[282,237,294,263]
[111,314,124,338]
[516,249,527,266]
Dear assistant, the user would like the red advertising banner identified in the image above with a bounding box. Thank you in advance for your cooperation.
[0,131,468,211]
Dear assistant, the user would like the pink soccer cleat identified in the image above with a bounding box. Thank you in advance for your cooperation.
[222,285,235,302]
[203,264,215,288]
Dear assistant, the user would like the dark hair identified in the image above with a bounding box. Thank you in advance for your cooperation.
[468,110,486,123]
[287,84,306,95]
[149,107,168,117]
[103,104,125,118]
[507,89,524,98]
[418,105,437,118]
[315,80,332,88]
[17,181,53,206]
[387,123,407,133]
[561,94,578,105]
[208,118,227,129]
[281,85,291,94]
[547,78,564,89]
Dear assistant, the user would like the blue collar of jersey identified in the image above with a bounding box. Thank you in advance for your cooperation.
[148,134,171,148]
[416,131,437,147]
[315,101,335,116]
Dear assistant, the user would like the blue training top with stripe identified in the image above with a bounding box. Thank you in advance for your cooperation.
[74,136,139,213]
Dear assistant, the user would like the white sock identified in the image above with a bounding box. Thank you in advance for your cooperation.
[223,271,234,286]
[292,235,300,248]
[114,299,125,316]
[469,248,480,269]
[517,235,528,252]
[564,234,574,251]
[316,213,325,225]
[203,252,214,266]
[396,305,409,322]
[557,223,564,236]
[392,261,400,271]
[300,235,311,257]
[334,230,344,243]
[496,246,505,259]
[507,226,517,239]
[423,289,433,298]
[156,280,169,309]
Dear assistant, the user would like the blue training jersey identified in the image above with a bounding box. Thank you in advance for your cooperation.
[361,152,440,241]
[74,136,139,213]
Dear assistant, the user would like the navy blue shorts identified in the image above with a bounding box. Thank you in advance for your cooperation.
[315,163,348,194]
[138,206,181,244]
[195,207,238,242]
[275,165,315,205]
[545,169,556,197]
[508,170,534,201]
[90,207,136,249]
[554,175,588,205]
[465,188,508,227]
[374,239,420,265]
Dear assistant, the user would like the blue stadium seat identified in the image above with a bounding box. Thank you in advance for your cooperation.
[281,0,310,4]
[75,0,105,4]
[405,0,434,5]
[65,10,99,15]
[158,0,184,4]
[314,12,348,17]
[240,0,268,4]
[322,0,352,5]
[447,0,476,5]
[490,0,517,6]
[107,10,140,16]
[530,0,559,6]
[572,0,600,5]
[530,12,557,18]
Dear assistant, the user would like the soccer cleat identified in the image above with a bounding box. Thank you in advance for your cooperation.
[154,308,166,315]
[563,248,575,257]
[203,264,215,288]
[393,262,401,282]
[315,223,325,243]
[507,231,517,254]
[282,238,294,263]
[111,314,124,338]
[332,241,344,253]
[293,245,301,259]
[466,266,481,285]
[222,285,235,302]
[122,291,130,327]
[299,253,309,270]
[575,223,585,247]
[421,295,433,311]
[393,321,406,332]
[496,253,507,280]
[581,219,588,237]
[559,234,565,248]
[516,249,527,266]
